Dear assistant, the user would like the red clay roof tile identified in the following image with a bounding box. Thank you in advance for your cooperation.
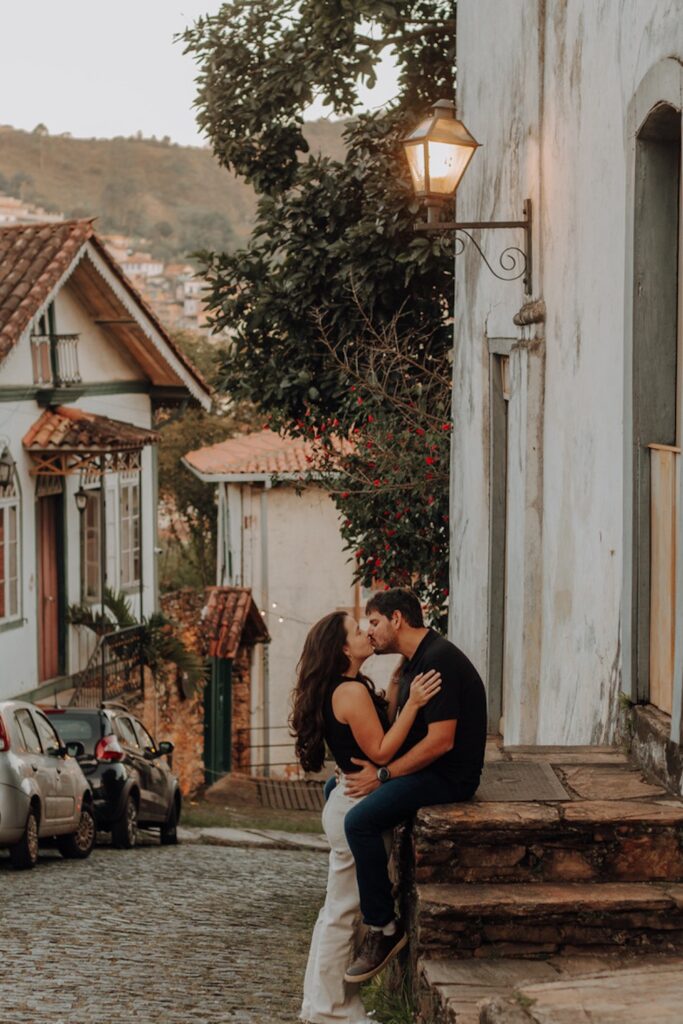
[23,406,159,453]
[203,587,270,660]
[185,429,352,478]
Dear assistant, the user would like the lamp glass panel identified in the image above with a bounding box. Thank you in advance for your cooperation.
[427,140,476,196]
[405,142,426,193]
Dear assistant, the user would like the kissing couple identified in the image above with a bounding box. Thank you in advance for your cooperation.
[290,587,487,1024]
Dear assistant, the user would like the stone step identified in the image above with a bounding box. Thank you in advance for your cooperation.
[416,953,683,1024]
[479,961,683,1024]
[413,798,683,885]
[414,881,683,959]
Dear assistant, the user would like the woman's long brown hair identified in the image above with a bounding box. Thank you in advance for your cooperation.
[289,611,385,773]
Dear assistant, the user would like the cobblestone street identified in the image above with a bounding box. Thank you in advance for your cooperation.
[0,841,328,1024]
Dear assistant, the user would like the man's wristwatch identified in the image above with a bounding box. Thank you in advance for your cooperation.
[377,766,392,783]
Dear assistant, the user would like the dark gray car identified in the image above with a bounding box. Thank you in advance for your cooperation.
[0,700,96,869]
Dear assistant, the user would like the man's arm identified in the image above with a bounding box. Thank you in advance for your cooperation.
[344,720,457,797]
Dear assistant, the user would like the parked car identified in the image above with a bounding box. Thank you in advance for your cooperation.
[0,700,96,869]
[45,704,180,848]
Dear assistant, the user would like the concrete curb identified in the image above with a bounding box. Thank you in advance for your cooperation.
[178,825,329,852]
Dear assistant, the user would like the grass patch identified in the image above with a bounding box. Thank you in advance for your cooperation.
[362,972,416,1024]
[181,799,325,834]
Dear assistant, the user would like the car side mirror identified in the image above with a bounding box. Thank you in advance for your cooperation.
[66,741,85,758]
[158,741,174,757]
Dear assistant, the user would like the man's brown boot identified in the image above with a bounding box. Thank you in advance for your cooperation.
[343,922,407,984]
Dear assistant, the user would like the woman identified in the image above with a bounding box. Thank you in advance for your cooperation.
[290,611,441,1024]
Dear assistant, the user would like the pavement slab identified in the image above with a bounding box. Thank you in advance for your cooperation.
[482,962,683,1023]
[558,765,668,801]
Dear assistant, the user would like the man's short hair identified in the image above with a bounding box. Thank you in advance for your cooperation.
[365,588,424,628]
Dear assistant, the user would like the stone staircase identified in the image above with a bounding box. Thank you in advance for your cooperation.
[403,744,683,1023]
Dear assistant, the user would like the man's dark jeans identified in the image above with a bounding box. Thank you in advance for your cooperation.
[343,769,477,927]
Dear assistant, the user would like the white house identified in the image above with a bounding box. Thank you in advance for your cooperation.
[184,429,399,776]
[446,1,683,781]
[0,219,210,704]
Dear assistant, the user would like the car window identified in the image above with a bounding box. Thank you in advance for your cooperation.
[14,710,43,755]
[46,713,100,753]
[132,719,156,753]
[34,712,63,755]
[115,716,140,749]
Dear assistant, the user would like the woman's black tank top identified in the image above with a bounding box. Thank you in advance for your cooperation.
[323,676,390,773]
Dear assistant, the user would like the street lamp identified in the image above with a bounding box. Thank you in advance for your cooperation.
[402,100,533,294]
[0,447,14,488]
[74,486,88,513]
[402,99,480,221]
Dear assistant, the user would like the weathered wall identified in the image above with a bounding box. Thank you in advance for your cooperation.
[452,1,683,743]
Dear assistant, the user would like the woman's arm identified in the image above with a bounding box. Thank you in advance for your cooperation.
[332,672,441,766]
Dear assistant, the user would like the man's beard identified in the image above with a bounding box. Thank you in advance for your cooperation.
[372,637,399,655]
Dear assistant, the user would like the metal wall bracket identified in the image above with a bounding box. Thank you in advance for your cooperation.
[417,198,533,295]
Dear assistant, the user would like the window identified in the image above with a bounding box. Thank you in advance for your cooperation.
[14,710,42,755]
[0,463,20,624]
[81,490,101,602]
[119,476,140,587]
[34,711,62,755]
[132,718,156,754]
[114,716,140,750]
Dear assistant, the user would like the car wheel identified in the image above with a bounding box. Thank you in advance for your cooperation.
[9,808,39,870]
[57,804,96,859]
[160,800,179,846]
[112,794,138,849]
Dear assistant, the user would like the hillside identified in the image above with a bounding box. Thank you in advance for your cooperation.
[0,121,346,260]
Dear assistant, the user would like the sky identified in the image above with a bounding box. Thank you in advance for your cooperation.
[0,2,398,148]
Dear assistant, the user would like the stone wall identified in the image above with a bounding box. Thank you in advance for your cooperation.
[232,645,252,772]
[131,588,209,797]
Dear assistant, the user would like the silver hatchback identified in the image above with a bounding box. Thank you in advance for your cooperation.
[0,700,96,869]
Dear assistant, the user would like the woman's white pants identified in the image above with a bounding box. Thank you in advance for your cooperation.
[300,781,384,1024]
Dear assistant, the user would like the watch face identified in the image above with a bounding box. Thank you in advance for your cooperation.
[378,767,390,783]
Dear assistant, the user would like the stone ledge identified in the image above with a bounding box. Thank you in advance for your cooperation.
[630,704,683,797]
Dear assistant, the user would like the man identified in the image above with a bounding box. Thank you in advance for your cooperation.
[342,587,487,983]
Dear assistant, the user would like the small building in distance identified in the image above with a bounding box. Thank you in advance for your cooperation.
[184,428,400,779]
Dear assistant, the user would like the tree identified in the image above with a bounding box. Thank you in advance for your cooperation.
[184,1,455,624]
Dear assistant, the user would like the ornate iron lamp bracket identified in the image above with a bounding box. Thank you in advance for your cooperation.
[417,198,533,295]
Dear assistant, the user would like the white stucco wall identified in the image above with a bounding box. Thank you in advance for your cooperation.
[452,0,683,744]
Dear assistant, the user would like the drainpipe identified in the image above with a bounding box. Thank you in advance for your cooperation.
[260,482,271,776]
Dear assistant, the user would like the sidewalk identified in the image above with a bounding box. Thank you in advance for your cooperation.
[178,824,329,852]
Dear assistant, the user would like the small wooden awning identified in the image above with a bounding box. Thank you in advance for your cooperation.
[203,586,271,660]
[23,405,159,476]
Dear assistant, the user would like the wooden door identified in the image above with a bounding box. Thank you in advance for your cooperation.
[37,494,63,682]
[649,444,679,714]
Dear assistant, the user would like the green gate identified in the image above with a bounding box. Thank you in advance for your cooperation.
[204,657,232,784]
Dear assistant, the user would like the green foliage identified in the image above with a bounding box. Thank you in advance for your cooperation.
[361,971,415,1024]
[185,0,454,624]
[183,0,455,193]
[0,122,342,261]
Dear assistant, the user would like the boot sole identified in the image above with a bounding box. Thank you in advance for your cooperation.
[343,931,408,984]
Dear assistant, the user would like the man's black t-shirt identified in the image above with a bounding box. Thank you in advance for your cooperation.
[396,629,487,787]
